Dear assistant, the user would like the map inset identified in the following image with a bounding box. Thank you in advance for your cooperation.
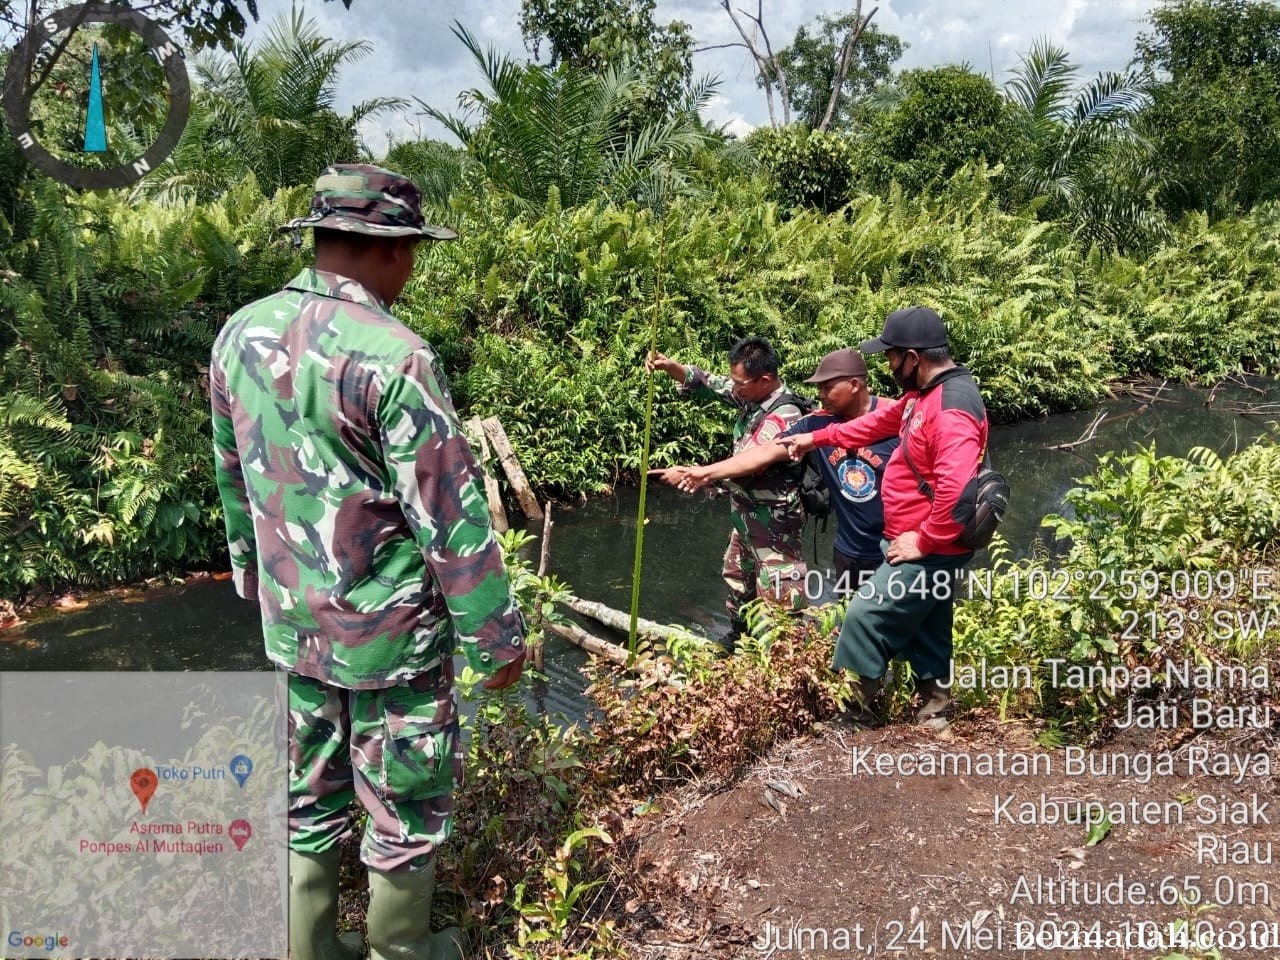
[0,672,287,959]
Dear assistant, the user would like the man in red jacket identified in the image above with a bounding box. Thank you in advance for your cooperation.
[782,307,988,731]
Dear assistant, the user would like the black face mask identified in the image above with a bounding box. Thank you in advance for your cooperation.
[889,351,919,391]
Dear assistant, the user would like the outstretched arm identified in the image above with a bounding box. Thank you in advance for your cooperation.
[646,350,689,385]
[649,441,788,492]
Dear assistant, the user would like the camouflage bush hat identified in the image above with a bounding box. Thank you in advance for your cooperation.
[279,163,458,240]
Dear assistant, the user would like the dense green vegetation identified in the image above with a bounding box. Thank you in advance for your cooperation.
[3,1,1280,599]
[6,159,1280,597]
[4,3,1280,956]
[433,436,1280,954]
[953,436,1280,732]
[1135,0,1280,217]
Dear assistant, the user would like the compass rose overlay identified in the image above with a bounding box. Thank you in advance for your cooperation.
[3,2,191,190]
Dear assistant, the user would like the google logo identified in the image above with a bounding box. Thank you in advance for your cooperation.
[7,931,70,951]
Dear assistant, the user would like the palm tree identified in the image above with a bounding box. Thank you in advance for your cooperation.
[380,138,474,210]
[135,90,240,204]
[1004,38,1168,251]
[417,22,716,209]
[160,6,405,199]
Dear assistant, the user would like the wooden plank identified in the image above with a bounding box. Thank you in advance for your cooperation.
[537,501,553,576]
[532,502,553,672]
[465,416,508,533]
[482,416,543,520]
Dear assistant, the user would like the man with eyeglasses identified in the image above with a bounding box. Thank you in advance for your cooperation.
[647,337,808,648]
[651,348,898,592]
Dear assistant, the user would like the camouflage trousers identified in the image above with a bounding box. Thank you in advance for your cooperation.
[722,497,807,619]
[286,663,462,873]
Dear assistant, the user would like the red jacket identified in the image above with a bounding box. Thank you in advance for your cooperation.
[809,366,988,556]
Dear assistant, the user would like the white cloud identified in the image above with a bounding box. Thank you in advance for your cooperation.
[237,0,1162,157]
[702,94,755,138]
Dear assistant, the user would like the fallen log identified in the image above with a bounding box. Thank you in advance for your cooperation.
[563,595,703,646]
[547,622,682,686]
[546,621,630,667]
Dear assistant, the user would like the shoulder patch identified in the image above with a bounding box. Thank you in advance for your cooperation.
[754,415,785,444]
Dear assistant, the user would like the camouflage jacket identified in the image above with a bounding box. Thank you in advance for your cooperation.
[679,367,806,513]
[210,268,524,689]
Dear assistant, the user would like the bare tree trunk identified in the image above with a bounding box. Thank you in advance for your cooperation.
[763,71,778,128]
[719,0,791,127]
[817,2,878,132]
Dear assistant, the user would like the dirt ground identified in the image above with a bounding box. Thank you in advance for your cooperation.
[624,714,1280,959]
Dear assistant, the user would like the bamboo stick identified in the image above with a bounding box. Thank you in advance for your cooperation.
[532,502,552,673]
[464,416,508,533]
[482,417,543,520]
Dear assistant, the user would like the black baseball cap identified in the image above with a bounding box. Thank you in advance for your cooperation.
[859,306,948,353]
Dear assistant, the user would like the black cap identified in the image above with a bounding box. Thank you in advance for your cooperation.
[859,306,948,353]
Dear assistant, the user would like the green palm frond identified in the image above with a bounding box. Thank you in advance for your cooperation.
[417,20,713,210]
[166,7,401,196]
[862,82,905,112]
[1006,38,1076,124]
[1004,38,1162,254]
[1070,70,1149,125]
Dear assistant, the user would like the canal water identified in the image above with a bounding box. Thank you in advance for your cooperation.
[3,382,1278,719]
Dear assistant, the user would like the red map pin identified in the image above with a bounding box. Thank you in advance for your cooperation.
[130,768,157,814]
[228,819,252,851]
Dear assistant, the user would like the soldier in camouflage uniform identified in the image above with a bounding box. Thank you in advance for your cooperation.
[211,164,524,960]
[647,337,808,646]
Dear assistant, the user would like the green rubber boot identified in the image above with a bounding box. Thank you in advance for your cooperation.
[365,858,463,960]
[288,849,364,960]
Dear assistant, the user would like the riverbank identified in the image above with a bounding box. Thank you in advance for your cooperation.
[621,717,1280,959]
[7,375,1280,628]
[8,433,1280,959]
[7,164,1280,600]
[457,432,1280,957]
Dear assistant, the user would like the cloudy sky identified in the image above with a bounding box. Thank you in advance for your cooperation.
[245,0,1161,154]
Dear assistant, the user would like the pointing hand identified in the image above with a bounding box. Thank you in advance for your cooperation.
[779,433,816,460]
